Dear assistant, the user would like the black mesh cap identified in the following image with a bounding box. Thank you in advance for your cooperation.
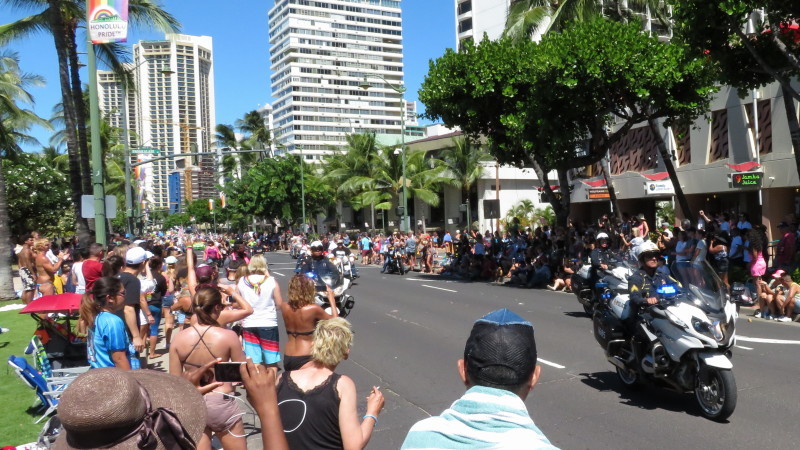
[464,309,537,387]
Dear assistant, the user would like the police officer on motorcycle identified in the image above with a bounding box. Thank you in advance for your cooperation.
[297,240,341,289]
[628,241,665,307]
[590,232,612,296]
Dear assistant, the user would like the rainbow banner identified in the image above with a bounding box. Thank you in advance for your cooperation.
[88,0,129,44]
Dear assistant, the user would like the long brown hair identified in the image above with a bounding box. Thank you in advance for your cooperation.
[193,286,222,327]
[288,274,315,310]
[79,277,122,330]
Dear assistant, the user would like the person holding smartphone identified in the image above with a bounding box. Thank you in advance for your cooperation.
[169,286,247,450]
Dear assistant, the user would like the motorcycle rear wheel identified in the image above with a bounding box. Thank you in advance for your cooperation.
[616,366,641,389]
[695,367,737,421]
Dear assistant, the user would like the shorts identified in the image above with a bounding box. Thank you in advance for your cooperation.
[19,267,36,291]
[204,392,242,433]
[162,294,175,308]
[361,250,370,258]
[148,304,162,337]
[242,326,280,365]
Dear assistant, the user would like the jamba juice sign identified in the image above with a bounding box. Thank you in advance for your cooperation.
[730,172,763,188]
[88,0,129,44]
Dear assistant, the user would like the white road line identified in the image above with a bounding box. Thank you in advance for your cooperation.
[421,284,457,293]
[737,335,800,345]
[734,345,753,350]
[538,359,566,369]
[272,272,285,277]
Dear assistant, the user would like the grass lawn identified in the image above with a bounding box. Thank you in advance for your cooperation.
[0,300,49,447]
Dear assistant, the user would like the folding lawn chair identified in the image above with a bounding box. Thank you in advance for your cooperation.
[7,355,75,423]
[25,335,89,379]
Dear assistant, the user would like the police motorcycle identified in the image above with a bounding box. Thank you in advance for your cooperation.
[592,253,738,421]
[384,244,406,275]
[297,242,355,318]
[572,247,637,316]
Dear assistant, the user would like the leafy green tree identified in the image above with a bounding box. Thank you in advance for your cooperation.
[437,137,491,231]
[673,0,800,179]
[3,153,71,236]
[224,155,332,227]
[420,19,716,225]
[0,51,50,299]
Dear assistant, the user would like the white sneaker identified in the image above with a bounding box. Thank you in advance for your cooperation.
[777,316,791,322]
[754,312,762,318]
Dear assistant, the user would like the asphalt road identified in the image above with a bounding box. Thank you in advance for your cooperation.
[257,252,800,449]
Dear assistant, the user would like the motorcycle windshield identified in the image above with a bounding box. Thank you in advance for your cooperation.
[670,261,726,313]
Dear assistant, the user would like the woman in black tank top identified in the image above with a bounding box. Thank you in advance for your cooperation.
[277,318,384,449]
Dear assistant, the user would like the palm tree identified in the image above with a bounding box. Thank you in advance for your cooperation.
[216,123,257,179]
[236,110,271,158]
[1,0,180,244]
[504,0,668,40]
[0,52,50,299]
[325,132,383,228]
[437,137,491,231]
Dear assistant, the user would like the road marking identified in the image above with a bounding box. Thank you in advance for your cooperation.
[421,284,457,293]
[737,335,800,345]
[272,272,285,277]
[538,359,566,369]
[734,345,753,350]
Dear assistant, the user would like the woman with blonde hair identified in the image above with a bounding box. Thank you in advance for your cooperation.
[237,254,283,367]
[277,318,384,449]
[33,238,66,297]
[280,274,338,371]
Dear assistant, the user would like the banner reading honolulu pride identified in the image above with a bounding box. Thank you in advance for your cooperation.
[88,0,129,44]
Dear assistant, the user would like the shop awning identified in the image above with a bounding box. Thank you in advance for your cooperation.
[641,172,671,181]
[726,161,761,172]
[579,178,607,188]
[537,185,561,191]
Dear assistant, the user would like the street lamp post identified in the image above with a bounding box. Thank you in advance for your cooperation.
[87,34,106,245]
[359,75,407,232]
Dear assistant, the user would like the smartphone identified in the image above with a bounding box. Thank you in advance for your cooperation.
[214,362,244,382]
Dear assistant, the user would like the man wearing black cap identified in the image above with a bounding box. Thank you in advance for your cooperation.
[401,308,557,449]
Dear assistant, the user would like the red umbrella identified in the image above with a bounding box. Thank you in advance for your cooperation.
[20,293,84,315]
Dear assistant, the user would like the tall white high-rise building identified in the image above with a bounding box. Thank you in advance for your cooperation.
[455,0,510,49]
[267,0,404,159]
[98,34,217,212]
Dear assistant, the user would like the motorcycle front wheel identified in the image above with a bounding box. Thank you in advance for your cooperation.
[695,367,737,421]
[583,303,594,316]
[616,366,641,390]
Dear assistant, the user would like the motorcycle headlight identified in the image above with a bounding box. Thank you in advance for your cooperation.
[692,318,724,342]
[665,309,688,329]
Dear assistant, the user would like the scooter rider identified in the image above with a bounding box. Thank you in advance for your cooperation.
[297,240,341,289]
[334,239,358,278]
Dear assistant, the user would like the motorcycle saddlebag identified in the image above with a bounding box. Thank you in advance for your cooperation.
[593,309,626,349]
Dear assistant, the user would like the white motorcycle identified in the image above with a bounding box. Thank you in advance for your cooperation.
[572,252,635,315]
[593,261,738,421]
[307,258,355,318]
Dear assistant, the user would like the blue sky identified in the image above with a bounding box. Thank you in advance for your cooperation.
[1,0,456,152]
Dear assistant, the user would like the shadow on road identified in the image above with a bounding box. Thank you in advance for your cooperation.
[563,311,591,319]
[579,371,715,420]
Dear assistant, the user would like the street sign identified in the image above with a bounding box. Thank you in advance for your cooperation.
[728,171,763,188]
[80,195,118,218]
[134,146,160,154]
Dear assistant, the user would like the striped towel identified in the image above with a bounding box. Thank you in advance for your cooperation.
[402,386,559,449]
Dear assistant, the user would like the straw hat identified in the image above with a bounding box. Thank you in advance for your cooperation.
[54,368,206,449]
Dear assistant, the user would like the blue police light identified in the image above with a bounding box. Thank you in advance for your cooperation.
[656,284,677,296]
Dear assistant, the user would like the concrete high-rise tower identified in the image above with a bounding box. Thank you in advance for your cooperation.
[267,0,404,160]
[99,34,217,213]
